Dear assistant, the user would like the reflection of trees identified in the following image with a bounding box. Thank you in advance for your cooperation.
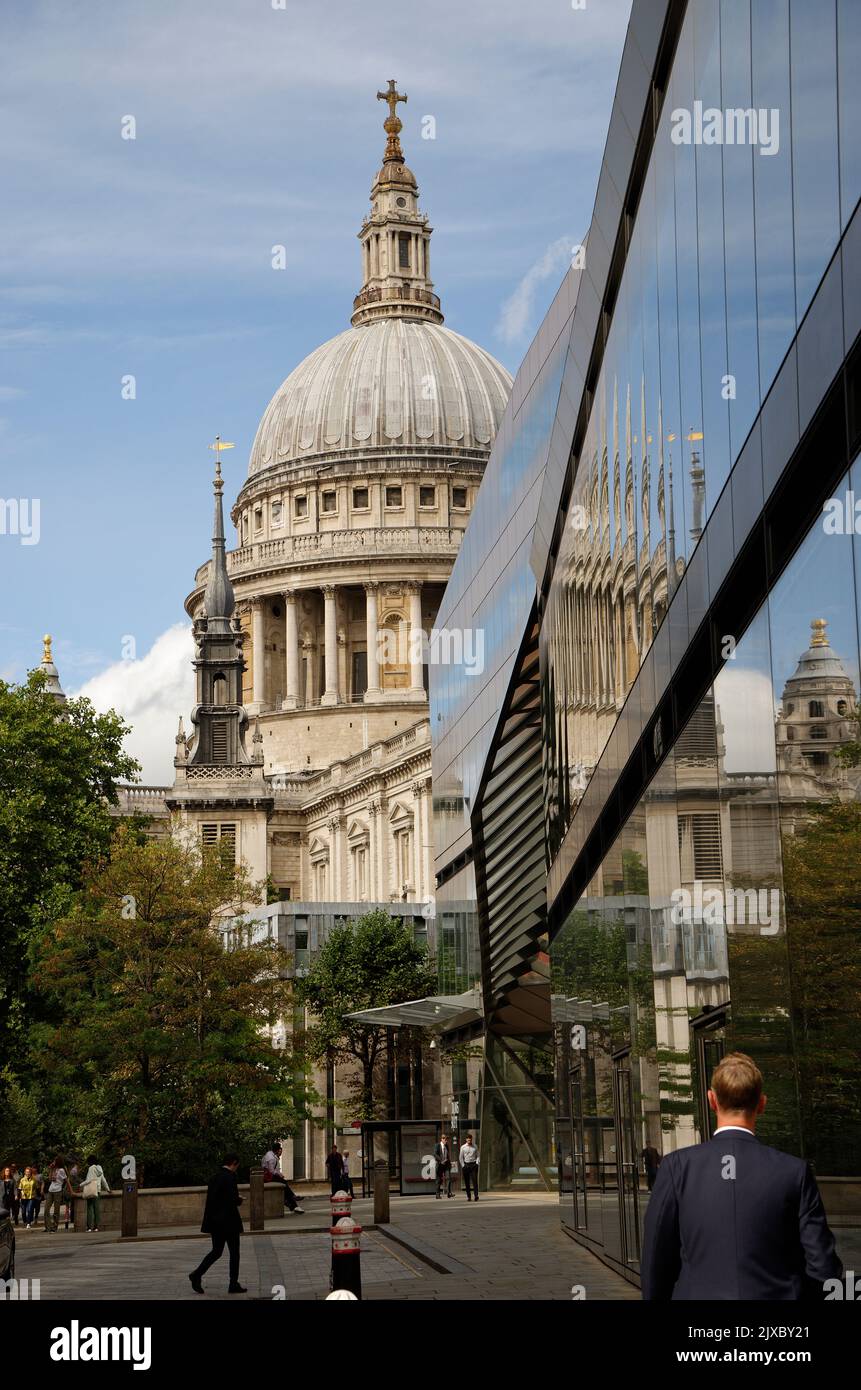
[781,801,861,1173]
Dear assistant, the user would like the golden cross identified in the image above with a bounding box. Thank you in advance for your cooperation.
[377,79,407,121]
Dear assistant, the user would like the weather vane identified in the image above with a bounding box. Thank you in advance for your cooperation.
[207,435,235,488]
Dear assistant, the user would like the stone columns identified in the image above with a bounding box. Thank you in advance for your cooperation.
[302,638,315,706]
[406,581,425,696]
[364,582,381,702]
[411,779,425,901]
[250,599,265,713]
[321,585,338,706]
[328,815,343,897]
[283,590,299,710]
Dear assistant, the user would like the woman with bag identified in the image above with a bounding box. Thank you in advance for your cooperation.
[80,1155,111,1232]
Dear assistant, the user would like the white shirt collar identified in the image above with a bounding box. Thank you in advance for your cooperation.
[713,1125,755,1135]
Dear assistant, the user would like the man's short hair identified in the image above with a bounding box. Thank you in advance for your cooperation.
[222,1152,240,1167]
[711,1052,763,1113]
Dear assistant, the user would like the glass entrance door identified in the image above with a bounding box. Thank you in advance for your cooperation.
[613,1050,641,1268]
[691,1005,729,1140]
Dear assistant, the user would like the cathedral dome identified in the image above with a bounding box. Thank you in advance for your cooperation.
[247,318,512,476]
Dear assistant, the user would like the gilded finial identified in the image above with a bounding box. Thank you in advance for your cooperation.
[810,618,829,648]
[377,79,407,162]
[208,435,234,493]
[42,633,53,663]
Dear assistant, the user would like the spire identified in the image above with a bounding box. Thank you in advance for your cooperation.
[202,439,236,635]
[352,80,443,327]
[38,632,66,705]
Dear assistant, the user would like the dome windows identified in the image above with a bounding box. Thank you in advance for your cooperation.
[452,486,468,510]
[808,699,825,717]
[271,499,283,527]
[295,495,308,518]
[385,485,403,508]
[419,484,436,508]
[321,490,338,514]
[353,486,370,510]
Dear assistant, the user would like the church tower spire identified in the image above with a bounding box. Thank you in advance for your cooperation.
[185,442,252,769]
[352,79,444,327]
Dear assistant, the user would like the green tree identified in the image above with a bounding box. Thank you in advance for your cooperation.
[32,827,305,1184]
[296,909,436,1119]
[0,670,138,1072]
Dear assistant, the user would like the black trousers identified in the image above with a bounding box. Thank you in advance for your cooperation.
[192,1229,240,1287]
[269,1174,300,1210]
[436,1163,452,1197]
[462,1163,479,1200]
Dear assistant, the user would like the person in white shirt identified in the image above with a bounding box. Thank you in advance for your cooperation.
[459,1135,480,1202]
[44,1155,69,1232]
[261,1143,304,1214]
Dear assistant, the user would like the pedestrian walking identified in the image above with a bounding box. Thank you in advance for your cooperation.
[325,1144,345,1195]
[8,1163,21,1226]
[18,1166,38,1228]
[642,1142,661,1192]
[80,1155,111,1231]
[434,1134,453,1198]
[44,1156,71,1232]
[188,1153,246,1295]
[1,1166,17,1220]
[261,1142,304,1213]
[341,1149,354,1198]
[459,1134,480,1202]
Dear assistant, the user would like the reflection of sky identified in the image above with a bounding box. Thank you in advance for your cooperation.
[716,476,861,774]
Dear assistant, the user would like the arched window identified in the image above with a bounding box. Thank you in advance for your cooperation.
[398,233,410,269]
[808,699,824,717]
[212,673,227,706]
[837,699,848,715]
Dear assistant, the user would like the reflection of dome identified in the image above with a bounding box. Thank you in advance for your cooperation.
[785,617,854,685]
[248,319,511,476]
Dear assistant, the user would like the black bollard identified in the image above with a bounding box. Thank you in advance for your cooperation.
[121,1178,138,1238]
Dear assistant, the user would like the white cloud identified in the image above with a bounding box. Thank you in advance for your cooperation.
[496,235,575,344]
[714,664,778,774]
[75,624,194,786]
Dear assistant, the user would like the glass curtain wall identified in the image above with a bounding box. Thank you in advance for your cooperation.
[553,465,861,1269]
[543,0,861,858]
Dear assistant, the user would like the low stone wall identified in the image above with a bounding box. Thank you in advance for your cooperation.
[71,1183,286,1231]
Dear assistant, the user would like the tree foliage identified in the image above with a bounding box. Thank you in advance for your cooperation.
[31,828,305,1184]
[296,910,436,1119]
[0,671,138,1066]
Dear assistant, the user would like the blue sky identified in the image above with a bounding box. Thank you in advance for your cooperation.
[0,0,632,779]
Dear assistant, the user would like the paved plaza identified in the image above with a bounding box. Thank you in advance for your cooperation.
[13,1193,639,1302]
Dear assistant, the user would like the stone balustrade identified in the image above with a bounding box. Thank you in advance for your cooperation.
[194,526,463,586]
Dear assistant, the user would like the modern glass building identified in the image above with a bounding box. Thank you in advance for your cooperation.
[431,0,861,1279]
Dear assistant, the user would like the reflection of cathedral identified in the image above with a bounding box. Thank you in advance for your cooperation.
[544,380,702,816]
[775,618,859,790]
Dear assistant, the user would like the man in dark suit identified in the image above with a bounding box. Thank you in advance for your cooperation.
[188,1154,246,1295]
[434,1134,453,1198]
[642,1052,842,1300]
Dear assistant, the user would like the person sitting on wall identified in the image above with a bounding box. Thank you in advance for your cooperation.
[641,1052,842,1300]
[261,1142,304,1214]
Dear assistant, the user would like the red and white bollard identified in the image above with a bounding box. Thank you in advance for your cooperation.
[329,1189,362,1299]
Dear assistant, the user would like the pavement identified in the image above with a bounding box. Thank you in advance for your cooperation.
[10,1192,640,1302]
